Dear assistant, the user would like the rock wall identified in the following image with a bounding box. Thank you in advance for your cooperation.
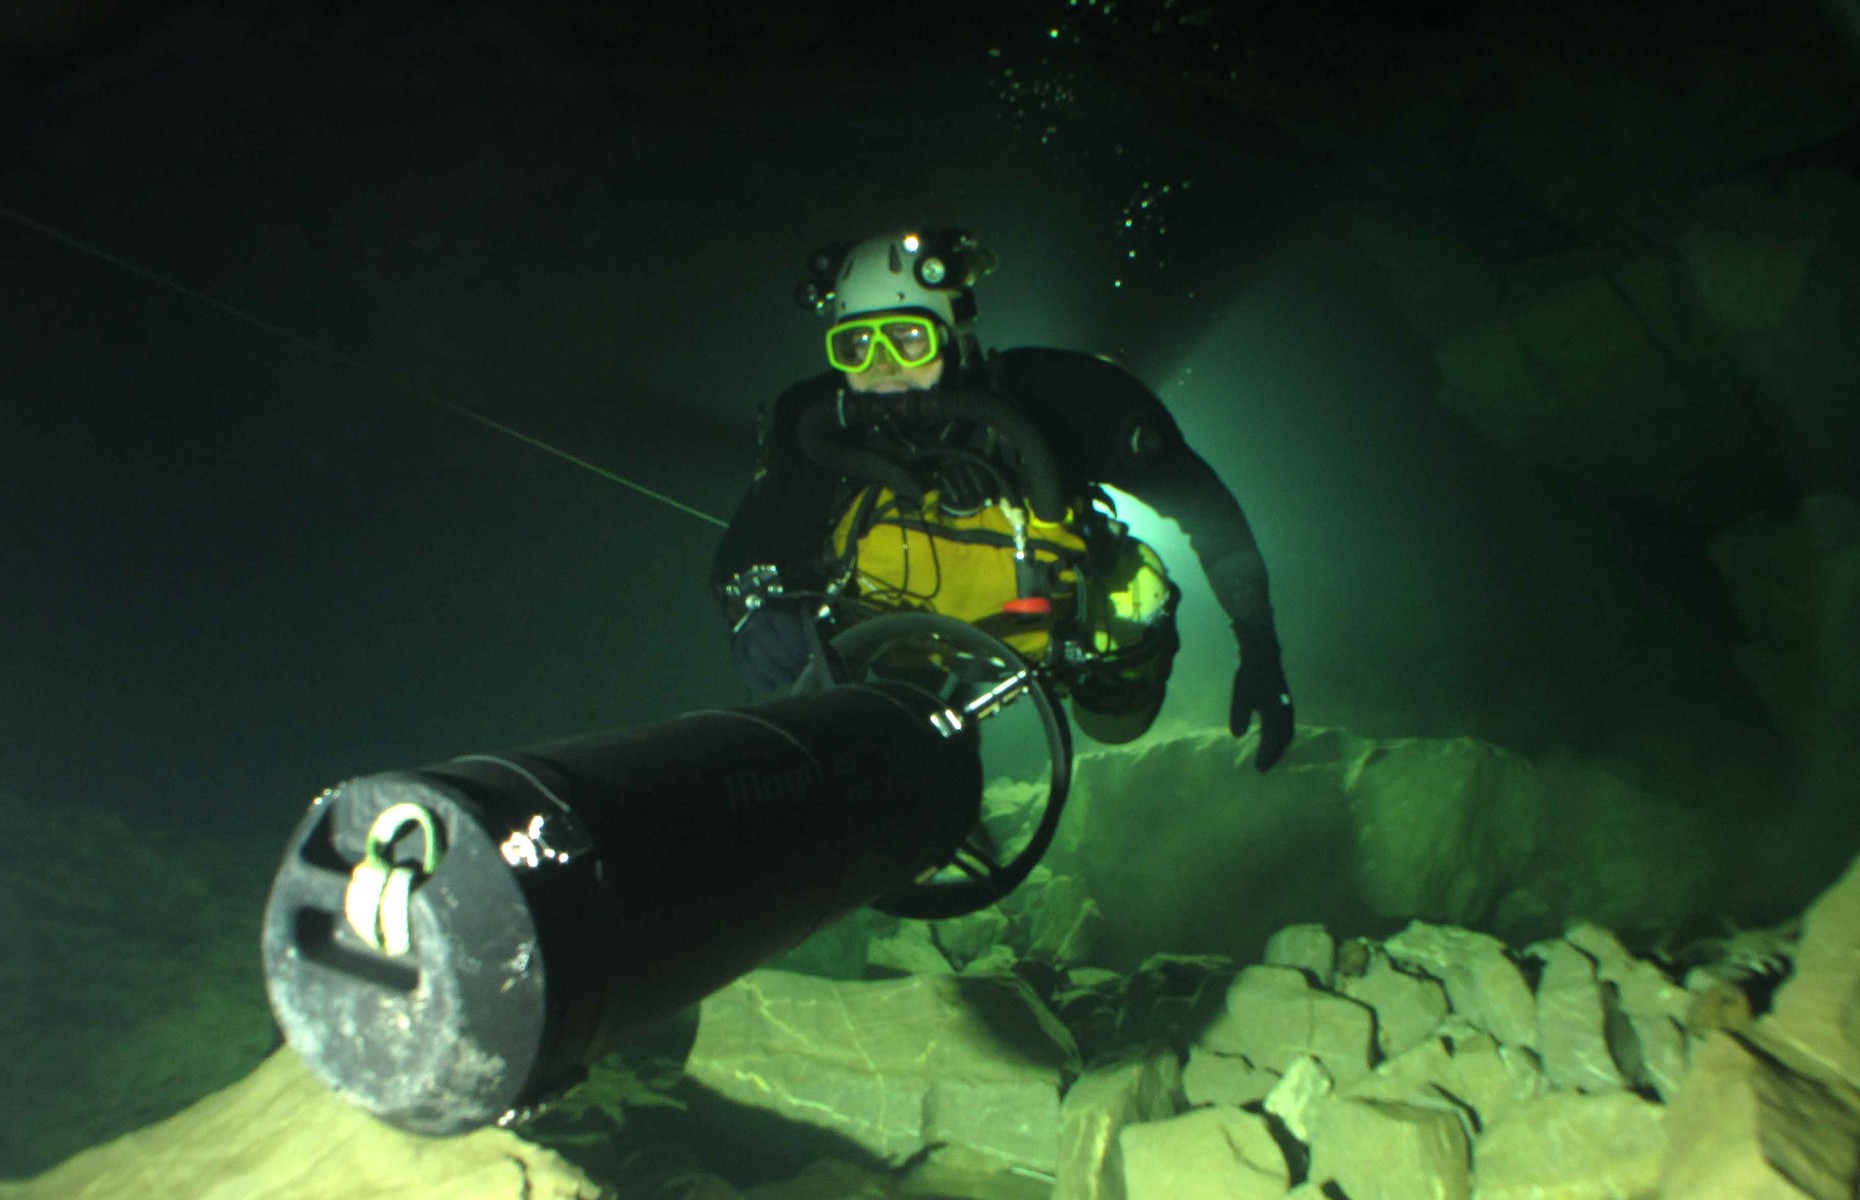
[661,851,1852,1199]
[0,1051,605,1200]
[1043,725,1717,970]
[1348,166,1860,531]
[1707,492,1860,901]
[6,781,1853,1200]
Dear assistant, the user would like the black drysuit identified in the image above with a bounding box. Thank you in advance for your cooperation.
[710,346,1278,641]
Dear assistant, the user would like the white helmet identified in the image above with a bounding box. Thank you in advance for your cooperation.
[798,229,998,328]
[835,232,954,323]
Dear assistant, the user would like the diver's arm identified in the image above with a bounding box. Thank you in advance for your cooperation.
[709,379,843,624]
[1022,351,1275,632]
[1125,445,1275,631]
[1081,364,1293,768]
[1125,440,1294,768]
[989,346,1278,628]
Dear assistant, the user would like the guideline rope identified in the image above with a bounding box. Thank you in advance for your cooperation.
[0,201,727,528]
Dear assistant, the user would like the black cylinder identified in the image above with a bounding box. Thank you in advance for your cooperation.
[261,681,981,1136]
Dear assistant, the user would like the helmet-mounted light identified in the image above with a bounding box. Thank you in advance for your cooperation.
[796,230,997,322]
[794,280,828,314]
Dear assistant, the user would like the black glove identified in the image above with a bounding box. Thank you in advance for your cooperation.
[1230,617,1294,772]
[732,601,815,696]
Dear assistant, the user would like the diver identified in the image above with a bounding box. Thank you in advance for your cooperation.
[709,229,1294,770]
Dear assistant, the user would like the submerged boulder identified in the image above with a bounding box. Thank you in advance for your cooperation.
[685,970,1075,1176]
[1052,726,1714,969]
[0,1050,604,1200]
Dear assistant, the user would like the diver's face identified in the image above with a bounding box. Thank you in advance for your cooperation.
[831,312,948,393]
[846,349,945,393]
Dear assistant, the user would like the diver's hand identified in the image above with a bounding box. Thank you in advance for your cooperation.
[732,601,814,696]
[1230,619,1294,772]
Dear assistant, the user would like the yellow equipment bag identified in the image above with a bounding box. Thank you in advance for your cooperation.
[1081,537,1174,655]
[828,485,1093,658]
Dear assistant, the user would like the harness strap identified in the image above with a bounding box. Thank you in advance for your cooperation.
[862,515,1091,560]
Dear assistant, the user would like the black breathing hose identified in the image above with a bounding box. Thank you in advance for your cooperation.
[797,389,1067,522]
[796,399,927,508]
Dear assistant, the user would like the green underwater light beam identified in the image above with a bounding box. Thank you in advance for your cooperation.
[0,201,727,529]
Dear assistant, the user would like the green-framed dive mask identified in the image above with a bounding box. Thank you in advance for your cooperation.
[826,314,943,372]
